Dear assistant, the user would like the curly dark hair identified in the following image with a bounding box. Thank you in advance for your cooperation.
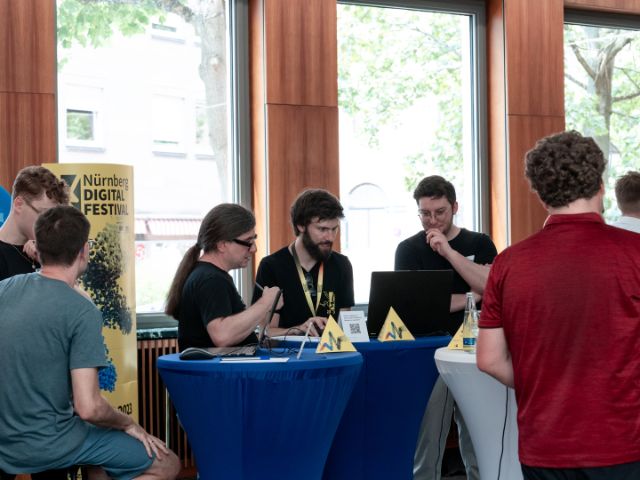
[615,171,640,214]
[525,131,605,208]
[12,165,69,205]
[290,189,344,236]
[412,175,456,205]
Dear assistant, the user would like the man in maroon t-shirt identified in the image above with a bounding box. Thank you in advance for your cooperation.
[477,130,640,480]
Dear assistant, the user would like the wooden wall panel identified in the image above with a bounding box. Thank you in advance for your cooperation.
[508,115,564,243]
[505,0,565,117]
[0,0,57,192]
[565,0,640,13]
[252,0,340,256]
[266,104,339,250]
[0,93,57,191]
[485,0,566,246]
[487,0,508,251]
[264,0,337,106]
[0,0,56,94]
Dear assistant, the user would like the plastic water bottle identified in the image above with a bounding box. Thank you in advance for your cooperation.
[462,292,478,353]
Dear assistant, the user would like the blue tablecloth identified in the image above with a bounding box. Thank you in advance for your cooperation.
[274,336,450,479]
[326,337,449,479]
[157,349,362,480]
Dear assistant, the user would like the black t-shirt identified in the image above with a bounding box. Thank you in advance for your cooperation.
[252,246,355,330]
[394,229,497,334]
[177,261,256,350]
[0,240,39,281]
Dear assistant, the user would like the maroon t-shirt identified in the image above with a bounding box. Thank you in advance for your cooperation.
[480,213,640,468]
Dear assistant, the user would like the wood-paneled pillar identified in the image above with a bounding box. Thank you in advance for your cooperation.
[487,0,565,248]
[250,0,339,256]
[0,0,57,191]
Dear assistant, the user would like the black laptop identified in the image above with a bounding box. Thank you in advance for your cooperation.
[180,289,282,360]
[366,270,453,338]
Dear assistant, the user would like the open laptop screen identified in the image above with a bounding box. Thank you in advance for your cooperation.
[366,270,453,337]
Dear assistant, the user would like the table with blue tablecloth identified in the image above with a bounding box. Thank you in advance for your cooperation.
[157,349,362,480]
[274,335,450,479]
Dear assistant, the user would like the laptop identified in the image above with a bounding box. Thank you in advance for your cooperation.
[180,289,282,360]
[366,270,453,338]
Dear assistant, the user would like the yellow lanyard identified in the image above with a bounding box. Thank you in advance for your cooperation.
[291,243,324,317]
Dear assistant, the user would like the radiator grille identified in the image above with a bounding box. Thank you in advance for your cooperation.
[137,338,196,474]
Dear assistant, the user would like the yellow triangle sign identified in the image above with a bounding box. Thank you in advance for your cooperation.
[378,307,415,342]
[448,323,464,350]
[316,316,356,353]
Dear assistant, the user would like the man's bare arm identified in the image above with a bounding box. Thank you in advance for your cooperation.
[476,327,514,387]
[72,368,170,459]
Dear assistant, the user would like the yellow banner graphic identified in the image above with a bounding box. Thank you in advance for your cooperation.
[45,163,138,421]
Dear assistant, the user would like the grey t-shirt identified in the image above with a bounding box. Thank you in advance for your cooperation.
[0,273,107,472]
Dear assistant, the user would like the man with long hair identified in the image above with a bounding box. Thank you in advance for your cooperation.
[166,203,281,350]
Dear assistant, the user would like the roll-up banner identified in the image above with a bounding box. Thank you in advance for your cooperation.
[45,163,138,421]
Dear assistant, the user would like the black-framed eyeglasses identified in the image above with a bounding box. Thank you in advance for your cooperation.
[231,237,256,249]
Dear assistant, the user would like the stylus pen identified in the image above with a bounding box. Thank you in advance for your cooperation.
[255,282,263,291]
[296,321,314,360]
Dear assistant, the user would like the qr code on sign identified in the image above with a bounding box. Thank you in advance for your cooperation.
[349,323,361,334]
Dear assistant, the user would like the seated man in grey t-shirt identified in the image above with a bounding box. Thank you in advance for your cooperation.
[0,206,180,480]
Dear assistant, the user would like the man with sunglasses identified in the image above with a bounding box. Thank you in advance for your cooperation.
[166,203,282,351]
[0,166,69,281]
[252,189,354,337]
[395,175,497,480]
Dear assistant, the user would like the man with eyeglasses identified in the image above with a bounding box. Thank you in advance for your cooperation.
[252,189,354,337]
[395,175,497,480]
[166,203,282,351]
[0,166,69,281]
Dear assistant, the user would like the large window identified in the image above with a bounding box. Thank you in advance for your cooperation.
[337,1,487,302]
[57,0,249,313]
[565,12,640,221]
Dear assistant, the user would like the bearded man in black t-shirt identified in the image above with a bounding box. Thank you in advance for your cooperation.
[252,188,354,337]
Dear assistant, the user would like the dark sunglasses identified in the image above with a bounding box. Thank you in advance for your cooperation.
[231,238,256,248]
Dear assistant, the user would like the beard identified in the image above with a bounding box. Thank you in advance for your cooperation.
[302,230,333,262]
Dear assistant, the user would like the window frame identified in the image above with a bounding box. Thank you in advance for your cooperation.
[564,9,640,222]
[55,0,252,323]
[337,0,490,233]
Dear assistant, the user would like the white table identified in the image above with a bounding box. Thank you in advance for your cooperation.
[434,347,522,480]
